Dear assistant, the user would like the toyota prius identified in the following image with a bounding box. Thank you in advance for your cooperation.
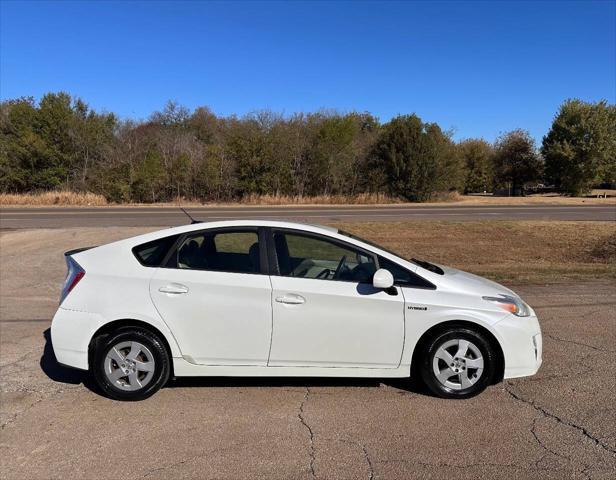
[51,220,542,401]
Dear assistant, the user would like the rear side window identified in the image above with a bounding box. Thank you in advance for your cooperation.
[175,230,261,274]
[133,234,180,267]
[378,256,436,290]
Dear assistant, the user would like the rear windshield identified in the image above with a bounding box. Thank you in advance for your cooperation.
[133,234,180,267]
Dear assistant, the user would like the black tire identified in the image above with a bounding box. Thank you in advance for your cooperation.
[419,327,495,399]
[91,327,170,401]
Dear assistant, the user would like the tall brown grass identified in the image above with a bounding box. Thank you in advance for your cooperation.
[237,192,402,205]
[0,191,108,206]
[2,190,614,207]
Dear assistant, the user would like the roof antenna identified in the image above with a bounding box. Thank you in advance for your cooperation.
[179,207,201,224]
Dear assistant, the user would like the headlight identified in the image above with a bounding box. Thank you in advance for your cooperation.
[482,294,531,317]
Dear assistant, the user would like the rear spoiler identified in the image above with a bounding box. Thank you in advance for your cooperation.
[64,247,96,257]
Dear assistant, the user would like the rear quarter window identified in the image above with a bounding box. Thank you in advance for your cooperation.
[133,234,180,267]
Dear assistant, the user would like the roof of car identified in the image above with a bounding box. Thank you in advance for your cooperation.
[121,220,340,246]
[171,219,338,234]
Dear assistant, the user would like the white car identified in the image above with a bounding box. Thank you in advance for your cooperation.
[51,220,542,401]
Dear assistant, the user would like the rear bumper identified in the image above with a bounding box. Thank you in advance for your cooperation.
[51,307,102,370]
[494,314,542,379]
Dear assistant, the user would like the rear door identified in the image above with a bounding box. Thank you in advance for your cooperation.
[267,229,405,368]
[149,228,272,366]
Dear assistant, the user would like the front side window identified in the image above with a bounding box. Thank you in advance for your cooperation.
[175,230,260,274]
[273,231,376,283]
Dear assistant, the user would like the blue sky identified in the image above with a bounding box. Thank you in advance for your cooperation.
[1,0,614,142]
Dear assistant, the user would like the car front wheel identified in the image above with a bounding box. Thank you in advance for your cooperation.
[92,328,170,401]
[420,327,495,399]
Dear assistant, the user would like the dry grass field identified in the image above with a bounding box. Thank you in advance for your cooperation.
[336,220,616,283]
[0,191,108,206]
[1,190,615,207]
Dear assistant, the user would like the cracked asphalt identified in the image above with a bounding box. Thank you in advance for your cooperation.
[1,229,615,479]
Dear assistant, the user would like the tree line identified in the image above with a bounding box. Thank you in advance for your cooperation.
[0,93,614,202]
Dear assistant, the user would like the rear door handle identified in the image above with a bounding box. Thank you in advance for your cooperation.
[275,294,306,305]
[158,283,189,294]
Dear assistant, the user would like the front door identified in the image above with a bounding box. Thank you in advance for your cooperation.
[268,230,405,368]
[150,228,272,366]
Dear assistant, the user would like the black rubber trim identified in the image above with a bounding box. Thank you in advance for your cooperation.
[65,247,95,257]
[259,227,276,276]
[263,227,279,276]
[57,361,88,372]
[160,234,185,268]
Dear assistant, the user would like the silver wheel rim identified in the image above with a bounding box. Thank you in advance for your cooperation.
[104,341,155,391]
[432,338,484,391]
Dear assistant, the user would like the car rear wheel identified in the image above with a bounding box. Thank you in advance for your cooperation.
[92,328,170,401]
[420,327,495,399]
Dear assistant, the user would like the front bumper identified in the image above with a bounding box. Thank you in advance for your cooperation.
[494,314,542,379]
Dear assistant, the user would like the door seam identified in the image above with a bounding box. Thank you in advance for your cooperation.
[147,268,185,357]
[266,274,274,366]
[397,287,407,368]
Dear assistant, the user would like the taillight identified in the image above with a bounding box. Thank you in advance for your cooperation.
[67,271,85,293]
[60,256,85,304]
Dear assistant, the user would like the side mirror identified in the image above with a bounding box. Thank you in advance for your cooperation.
[373,268,394,290]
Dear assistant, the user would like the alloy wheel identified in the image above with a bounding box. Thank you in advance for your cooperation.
[432,338,484,390]
[104,341,156,391]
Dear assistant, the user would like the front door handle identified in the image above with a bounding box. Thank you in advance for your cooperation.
[159,283,189,294]
[275,294,306,305]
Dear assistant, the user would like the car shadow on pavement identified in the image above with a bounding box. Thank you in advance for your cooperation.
[40,328,430,397]
[168,374,430,396]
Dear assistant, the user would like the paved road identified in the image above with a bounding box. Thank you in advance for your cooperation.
[1,204,615,228]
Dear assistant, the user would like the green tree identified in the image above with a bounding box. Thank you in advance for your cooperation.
[308,114,358,195]
[132,150,167,202]
[458,139,494,193]
[0,97,43,191]
[36,92,78,187]
[429,124,465,193]
[492,129,542,195]
[0,93,118,193]
[2,91,517,203]
[226,113,276,196]
[71,99,117,190]
[542,99,616,195]
[370,114,461,201]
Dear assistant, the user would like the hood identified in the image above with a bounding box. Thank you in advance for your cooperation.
[432,265,518,298]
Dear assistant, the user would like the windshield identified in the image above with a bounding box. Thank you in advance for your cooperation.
[337,229,444,274]
[337,229,406,259]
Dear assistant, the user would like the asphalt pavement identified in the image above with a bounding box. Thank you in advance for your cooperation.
[1,282,614,479]
[0,204,615,228]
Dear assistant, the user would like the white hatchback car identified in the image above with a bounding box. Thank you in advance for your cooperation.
[51,220,542,401]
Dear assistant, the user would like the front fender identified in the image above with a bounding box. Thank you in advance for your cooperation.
[400,288,509,367]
